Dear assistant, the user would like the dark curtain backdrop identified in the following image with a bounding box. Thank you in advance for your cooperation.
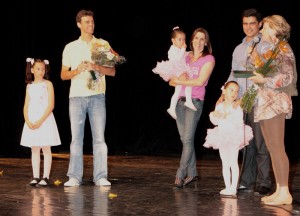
[2,0,299,159]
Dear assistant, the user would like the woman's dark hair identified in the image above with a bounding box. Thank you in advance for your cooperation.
[189,28,212,56]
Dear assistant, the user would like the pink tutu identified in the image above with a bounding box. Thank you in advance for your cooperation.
[203,123,253,150]
[152,59,192,82]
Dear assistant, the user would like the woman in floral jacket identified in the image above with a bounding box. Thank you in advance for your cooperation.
[249,15,297,206]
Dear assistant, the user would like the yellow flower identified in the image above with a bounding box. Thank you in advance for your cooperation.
[54,179,62,186]
[108,193,118,199]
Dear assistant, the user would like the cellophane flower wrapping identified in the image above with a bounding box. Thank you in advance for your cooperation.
[87,39,126,90]
[240,37,289,113]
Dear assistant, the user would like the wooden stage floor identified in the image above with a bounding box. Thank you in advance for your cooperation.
[0,153,300,216]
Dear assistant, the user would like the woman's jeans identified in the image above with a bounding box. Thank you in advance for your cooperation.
[67,94,108,183]
[175,98,204,179]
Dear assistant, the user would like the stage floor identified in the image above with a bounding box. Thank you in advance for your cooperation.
[0,153,299,216]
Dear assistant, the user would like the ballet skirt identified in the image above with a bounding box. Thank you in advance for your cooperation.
[203,103,253,150]
[20,81,61,147]
[152,45,193,81]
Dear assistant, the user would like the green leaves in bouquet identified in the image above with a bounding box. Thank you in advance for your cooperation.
[240,85,258,113]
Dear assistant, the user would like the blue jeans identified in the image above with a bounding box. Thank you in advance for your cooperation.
[67,94,107,183]
[175,98,204,179]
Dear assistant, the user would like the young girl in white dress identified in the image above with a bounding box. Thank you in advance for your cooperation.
[20,58,61,187]
[152,26,196,119]
[203,81,253,195]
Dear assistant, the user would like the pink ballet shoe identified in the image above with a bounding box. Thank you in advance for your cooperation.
[220,188,236,196]
[184,102,197,111]
[263,195,293,205]
[261,192,278,202]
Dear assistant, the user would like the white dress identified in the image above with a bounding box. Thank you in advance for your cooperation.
[20,82,61,147]
[203,103,253,150]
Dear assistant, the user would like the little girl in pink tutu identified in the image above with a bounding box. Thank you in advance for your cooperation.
[203,81,253,196]
[153,26,196,119]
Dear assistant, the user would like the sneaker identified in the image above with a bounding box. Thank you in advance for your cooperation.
[237,185,253,193]
[238,185,247,190]
[95,178,111,186]
[64,178,80,187]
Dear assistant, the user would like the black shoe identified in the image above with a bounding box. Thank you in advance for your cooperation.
[237,185,253,193]
[255,186,271,196]
[29,178,40,187]
[183,176,199,186]
[37,177,50,187]
[174,177,183,188]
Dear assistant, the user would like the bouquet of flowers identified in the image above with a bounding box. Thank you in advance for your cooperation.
[87,39,126,90]
[240,37,289,113]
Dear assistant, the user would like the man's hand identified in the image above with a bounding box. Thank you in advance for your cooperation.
[77,61,88,72]
[216,94,224,105]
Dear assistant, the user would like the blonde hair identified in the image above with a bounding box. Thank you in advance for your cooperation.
[263,15,291,39]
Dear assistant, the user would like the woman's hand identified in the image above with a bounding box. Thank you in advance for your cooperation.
[169,73,187,86]
[169,77,178,86]
[249,71,266,84]
[233,99,241,109]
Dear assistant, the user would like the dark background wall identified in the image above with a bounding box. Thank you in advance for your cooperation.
[2,0,299,159]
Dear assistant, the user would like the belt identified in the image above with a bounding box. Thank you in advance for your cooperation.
[178,97,201,102]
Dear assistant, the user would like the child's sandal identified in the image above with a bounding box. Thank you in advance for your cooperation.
[29,178,40,186]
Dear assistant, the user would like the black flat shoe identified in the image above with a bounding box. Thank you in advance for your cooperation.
[174,177,183,188]
[255,186,271,196]
[37,177,50,187]
[29,178,40,187]
[183,176,199,186]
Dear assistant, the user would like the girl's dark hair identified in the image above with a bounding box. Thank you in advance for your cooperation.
[224,81,239,89]
[170,26,185,39]
[189,28,212,56]
[25,59,50,83]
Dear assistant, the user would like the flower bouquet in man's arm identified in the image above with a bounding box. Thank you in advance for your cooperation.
[89,39,126,80]
[91,48,126,68]
[240,37,289,113]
